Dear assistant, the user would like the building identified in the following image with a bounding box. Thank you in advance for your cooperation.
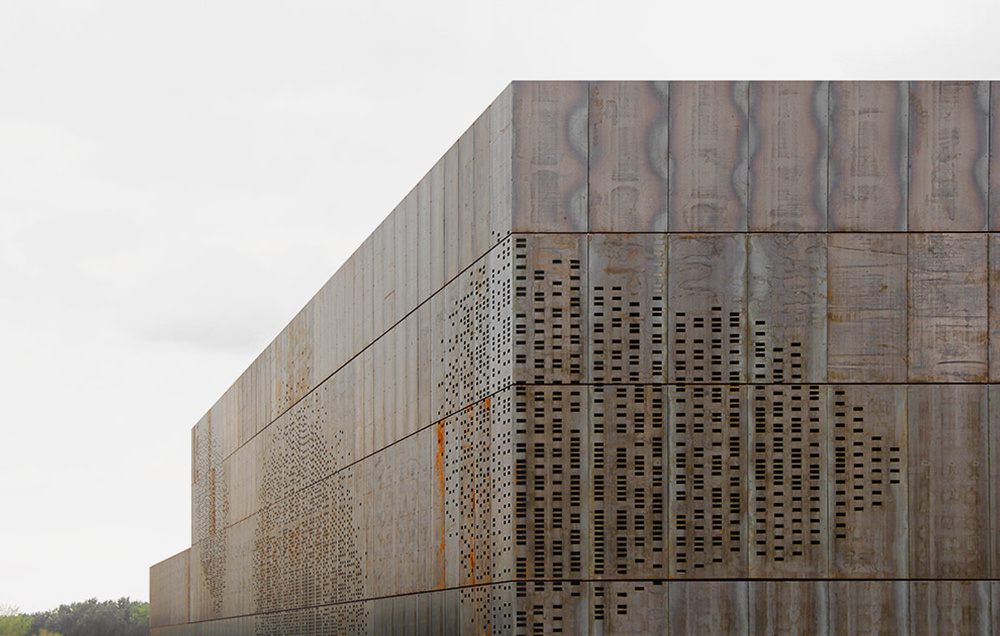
[151,81,1000,634]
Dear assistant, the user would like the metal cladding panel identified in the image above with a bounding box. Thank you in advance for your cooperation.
[994,82,1000,230]
[668,581,749,636]
[827,233,907,383]
[589,233,668,384]
[511,81,589,232]
[443,141,461,283]
[990,234,1000,381]
[909,384,990,578]
[490,388,515,582]
[487,237,513,396]
[516,581,591,636]
[669,384,747,578]
[372,214,390,336]
[829,580,909,635]
[908,81,989,231]
[429,417,447,591]
[668,234,747,384]
[399,188,420,318]
[991,385,1000,577]
[490,84,513,244]
[368,444,397,598]
[748,233,827,383]
[513,385,590,582]
[749,581,828,635]
[591,385,667,579]
[828,385,908,578]
[512,234,588,385]
[371,326,389,452]
[591,581,669,633]
[417,157,446,303]
[150,550,191,628]
[828,81,908,231]
[472,109,492,260]
[748,385,828,578]
[270,308,313,421]
[910,581,993,636]
[459,585,492,635]
[749,81,829,231]
[399,311,419,440]
[360,235,376,349]
[588,81,669,232]
[669,81,749,232]
[908,233,988,382]
[416,301,432,432]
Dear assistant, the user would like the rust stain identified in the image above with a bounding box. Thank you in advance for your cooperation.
[436,419,446,589]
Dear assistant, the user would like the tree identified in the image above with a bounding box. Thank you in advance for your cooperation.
[0,605,33,636]
[28,598,147,636]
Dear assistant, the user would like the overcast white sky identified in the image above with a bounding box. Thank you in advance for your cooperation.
[1,0,999,614]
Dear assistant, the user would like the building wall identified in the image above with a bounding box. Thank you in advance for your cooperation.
[153,81,1000,634]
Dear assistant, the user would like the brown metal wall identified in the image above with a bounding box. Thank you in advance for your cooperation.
[153,81,1000,635]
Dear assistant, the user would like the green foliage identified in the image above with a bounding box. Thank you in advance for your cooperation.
[0,606,34,636]
[27,598,148,636]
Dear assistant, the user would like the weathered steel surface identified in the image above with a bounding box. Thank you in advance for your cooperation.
[490,84,513,244]
[828,81,908,231]
[827,233,907,382]
[669,581,748,635]
[443,141,461,283]
[991,385,1000,577]
[668,234,747,384]
[150,550,191,629]
[990,234,1000,381]
[592,580,668,634]
[512,234,588,384]
[589,233,668,383]
[517,581,590,635]
[511,81,589,231]
[588,81,669,232]
[748,384,828,578]
[749,81,828,231]
[909,384,990,578]
[748,233,826,383]
[669,81,749,232]
[750,581,828,635]
[669,384,746,578]
[908,233,988,382]
[910,581,993,636]
[908,81,989,231]
[828,385,908,578]
[591,384,668,579]
[829,580,908,635]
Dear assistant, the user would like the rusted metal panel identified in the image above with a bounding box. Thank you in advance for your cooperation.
[749,81,829,231]
[416,301,432,432]
[372,223,387,339]
[668,234,747,384]
[428,415,447,591]
[588,81,669,232]
[991,234,1000,381]
[371,329,388,452]
[457,120,477,272]
[399,311,419,440]
[472,108,492,259]
[829,580,908,635]
[748,233,826,383]
[669,384,746,578]
[490,389,515,583]
[669,581,748,635]
[828,385,908,578]
[589,233,668,384]
[511,81,589,232]
[908,233,988,382]
[360,235,376,349]
[669,81,749,232]
[270,308,313,421]
[828,81,908,231]
[991,385,1000,577]
[487,236,513,396]
[827,233,907,382]
[591,385,668,579]
[908,81,989,231]
[591,580,668,634]
[909,384,990,578]
[399,188,420,317]
[748,385,828,578]
[512,234,589,384]
[513,385,591,582]
[150,550,191,628]
[749,581,828,635]
[910,581,992,636]
[443,141,461,283]
[994,82,1000,230]
[518,581,591,635]
[490,84,513,244]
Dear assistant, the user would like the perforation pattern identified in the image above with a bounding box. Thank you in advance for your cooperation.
[490,390,515,580]
[590,385,666,577]
[831,389,904,540]
[673,307,743,383]
[670,384,745,576]
[516,581,587,636]
[192,416,228,613]
[514,385,588,580]
[513,235,587,383]
[750,384,827,569]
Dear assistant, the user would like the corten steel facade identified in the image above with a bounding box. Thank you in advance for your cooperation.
[151,81,1000,634]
